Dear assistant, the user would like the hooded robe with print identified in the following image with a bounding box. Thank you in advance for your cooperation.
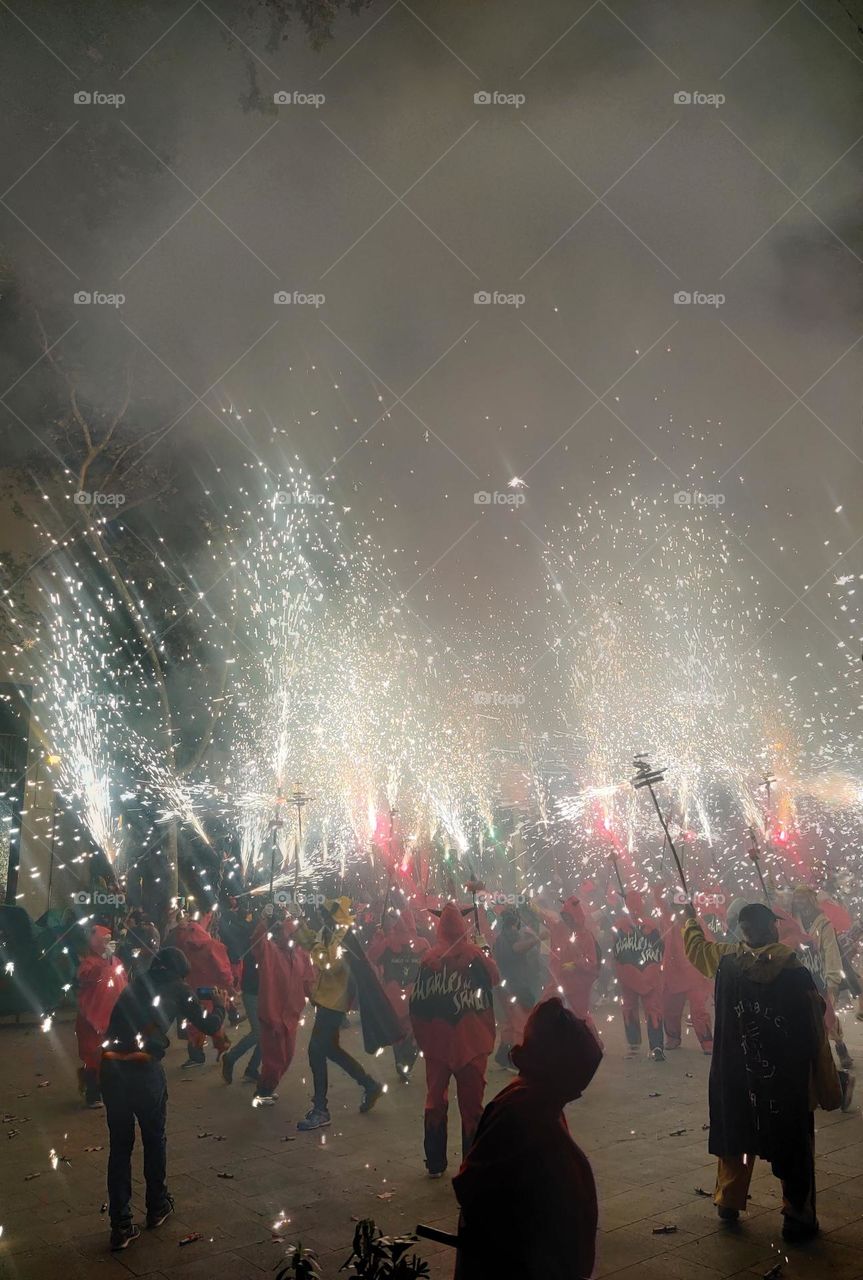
[453,998,602,1280]
[409,903,499,1070]
[75,927,128,1071]
[612,891,664,995]
[688,922,837,1163]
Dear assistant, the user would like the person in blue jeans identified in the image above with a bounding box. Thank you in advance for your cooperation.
[100,947,226,1252]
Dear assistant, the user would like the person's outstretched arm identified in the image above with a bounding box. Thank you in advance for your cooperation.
[681,905,737,979]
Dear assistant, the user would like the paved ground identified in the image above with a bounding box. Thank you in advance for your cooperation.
[1,1005,863,1280]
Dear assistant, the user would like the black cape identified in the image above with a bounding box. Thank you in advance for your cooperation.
[342,928,403,1054]
[709,949,823,1162]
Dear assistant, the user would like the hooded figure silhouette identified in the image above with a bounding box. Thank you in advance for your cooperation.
[453,997,602,1280]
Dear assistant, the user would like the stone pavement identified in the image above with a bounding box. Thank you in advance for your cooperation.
[1,1006,862,1280]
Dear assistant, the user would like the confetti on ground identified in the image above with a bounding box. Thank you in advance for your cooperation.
[217,1172,234,1179]
[652,1225,678,1235]
[179,1233,203,1246]
[24,1173,41,1182]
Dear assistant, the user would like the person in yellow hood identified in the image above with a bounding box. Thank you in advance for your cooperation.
[683,900,848,1243]
[295,898,384,1131]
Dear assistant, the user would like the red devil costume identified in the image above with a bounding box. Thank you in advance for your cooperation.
[612,890,665,1057]
[546,896,601,1026]
[252,912,314,1102]
[453,998,603,1280]
[368,906,430,1078]
[654,888,713,1054]
[76,926,128,1106]
[409,902,500,1176]
[169,918,234,1064]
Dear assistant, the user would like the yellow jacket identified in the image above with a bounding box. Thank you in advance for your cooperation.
[296,922,353,1012]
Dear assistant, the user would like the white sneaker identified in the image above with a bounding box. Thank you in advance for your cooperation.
[253,1094,277,1107]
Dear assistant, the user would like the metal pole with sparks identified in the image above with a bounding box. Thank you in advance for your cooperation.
[746,826,772,906]
[268,788,285,899]
[631,755,689,898]
[291,784,313,896]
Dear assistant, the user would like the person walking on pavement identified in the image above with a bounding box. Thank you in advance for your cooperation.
[100,947,227,1251]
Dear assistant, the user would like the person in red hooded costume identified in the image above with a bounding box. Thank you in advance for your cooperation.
[250,904,314,1105]
[546,896,601,1027]
[453,997,603,1280]
[169,915,234,1067]
[76,925,128,1107]
[612,889,665,1060]
[367,905,430,1080]
[654,887,713,1054]
[409,902,500,1177]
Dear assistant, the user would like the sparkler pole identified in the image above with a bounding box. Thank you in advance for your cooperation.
[632,757,689,898]
[746,826,772,906]
[609,850,625,896]
[290,785,313,897]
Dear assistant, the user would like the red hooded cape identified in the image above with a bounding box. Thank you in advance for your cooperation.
[453,998,602,1280]
[547,896,600,995]
[612,890,664,995]
[409,903,499,1070]
[653,890,711,996]
[75,927,127,1071]
[253,918,313,1028]
[170,919,234,990]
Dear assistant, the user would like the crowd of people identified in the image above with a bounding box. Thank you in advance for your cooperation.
[39,869,863,1265]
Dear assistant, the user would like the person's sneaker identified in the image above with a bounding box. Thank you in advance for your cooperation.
[652,1047,666,1063]
[359,1081,384,1113]
[297,1107,331,1131]
[782,1217,819,1243]
[110,1223,141,1251]
[841,1071,856,1112]
[181,1057,205,1069]
[221,1056,234,1085]
[428,1171,445,1179]
[147,1196,174,1229]
[86,1098,104,1109]
[717,1206,739,1222]
[253,1094,277,1107]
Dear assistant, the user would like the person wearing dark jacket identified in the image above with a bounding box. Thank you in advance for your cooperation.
[683,902,843,1242]
[100,947,227,1252]
[453,998,602,1280]
[221,912,263,1085]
